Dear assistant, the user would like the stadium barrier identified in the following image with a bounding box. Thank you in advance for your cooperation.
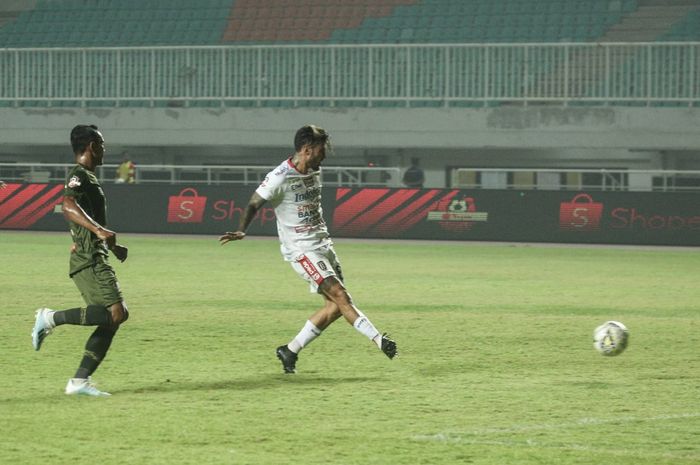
[0,43,698,107]
[1,183,698,246]
[2,164,699,192]
[0,163,402,188]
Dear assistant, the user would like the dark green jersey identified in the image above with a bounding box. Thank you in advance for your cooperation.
[64,164,109,276]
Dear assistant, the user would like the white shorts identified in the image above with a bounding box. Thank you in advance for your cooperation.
[290,246,344,293]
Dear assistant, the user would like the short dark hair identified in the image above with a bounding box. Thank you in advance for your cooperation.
[294,124,330,152]
[70,124,101,155]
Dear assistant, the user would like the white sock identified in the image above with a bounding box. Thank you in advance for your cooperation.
[288,320,322,354]
[353,316,382,348]
[46,310,56,328]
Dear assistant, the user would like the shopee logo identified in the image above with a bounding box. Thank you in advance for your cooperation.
[611,208,700,230]
[167,188,207,223]
[559,193,603,231]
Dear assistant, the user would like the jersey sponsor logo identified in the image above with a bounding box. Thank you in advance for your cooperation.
[274,165,290,176]
[299,255,323,284]
[317,261,327,271]
[294,187,320,202]
[67,176,81,188]
[294,224,319,233]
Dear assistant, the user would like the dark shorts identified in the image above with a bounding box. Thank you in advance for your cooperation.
[71,259,123,307]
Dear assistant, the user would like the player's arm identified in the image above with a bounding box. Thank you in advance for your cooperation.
[219,192,267,245]
[62,196,128,262]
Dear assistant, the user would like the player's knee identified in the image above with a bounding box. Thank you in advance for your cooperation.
[325,301,341,319]
[109,302,129,326]
[321,277,347,300]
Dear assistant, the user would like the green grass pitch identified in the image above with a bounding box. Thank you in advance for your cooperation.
[1,231,698,465]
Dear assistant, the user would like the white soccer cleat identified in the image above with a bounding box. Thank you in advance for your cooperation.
[31,308,55,351]
[65,378,111,397]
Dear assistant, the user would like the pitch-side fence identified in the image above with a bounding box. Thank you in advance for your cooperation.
[2,163,700,192]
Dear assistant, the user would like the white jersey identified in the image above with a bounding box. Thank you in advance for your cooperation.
[256,158,332,261]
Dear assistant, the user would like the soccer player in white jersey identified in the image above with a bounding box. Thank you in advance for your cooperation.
[219,125,397,373]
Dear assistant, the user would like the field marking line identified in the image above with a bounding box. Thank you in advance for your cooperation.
[411,436,700,461]
[412,412,700,439]
[411,413,700,460]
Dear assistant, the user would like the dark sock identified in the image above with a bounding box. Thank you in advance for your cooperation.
[74,325,118,379]
[53,305,112,326]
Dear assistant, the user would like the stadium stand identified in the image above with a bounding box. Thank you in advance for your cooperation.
[1,0,699,47]
[1,0,697,47]
[659,7,700,41]
[0,1,697,110]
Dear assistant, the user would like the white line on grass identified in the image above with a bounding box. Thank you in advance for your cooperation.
[411,413,700,460]
[412,412,699,440]
[413,437,699,461]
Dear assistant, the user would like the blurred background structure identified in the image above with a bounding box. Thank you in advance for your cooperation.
[0,0,699,190]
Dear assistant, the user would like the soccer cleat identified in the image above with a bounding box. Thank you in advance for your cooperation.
[380,333,398,359]
[31,308,54,351]
[65,378,111,397]
[276,345,298,374]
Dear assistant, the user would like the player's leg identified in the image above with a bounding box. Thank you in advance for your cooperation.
[287,296,340,352]
[72,301,127,379]
[31,265,117,351]
[308,296,342,330]
[276,251,344,373]
[289,248,397,360]
[276,296,342,374]
[317,277,397,358]
[319,277,397,359]
[66,260,127,396]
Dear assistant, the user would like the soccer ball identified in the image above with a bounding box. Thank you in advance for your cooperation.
[593,321,629,356]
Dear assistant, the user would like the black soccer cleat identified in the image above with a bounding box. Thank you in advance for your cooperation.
[276,345,298,374]
[380,333,397,359]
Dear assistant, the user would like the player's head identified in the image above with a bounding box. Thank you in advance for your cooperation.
[295,125,331,171]
[70,124,105,165]
[294,125,331,153]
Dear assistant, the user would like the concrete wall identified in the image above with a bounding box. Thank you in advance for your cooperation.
[1,105,699,188]
[2,105,700,150]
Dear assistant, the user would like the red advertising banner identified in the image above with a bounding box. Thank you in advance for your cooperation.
[332,188,489,237]
[0,183,63,229]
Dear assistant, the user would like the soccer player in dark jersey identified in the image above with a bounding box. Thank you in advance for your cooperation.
[31,124,129,397]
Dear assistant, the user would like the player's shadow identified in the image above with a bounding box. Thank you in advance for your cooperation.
[114,374,377,394]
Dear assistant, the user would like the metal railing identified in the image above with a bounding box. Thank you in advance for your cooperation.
[0,163,402,187]
[452,168,700,192]
[2,163,699,191]
[0,42,698,107]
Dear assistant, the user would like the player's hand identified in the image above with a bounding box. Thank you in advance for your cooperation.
[111,244,128,262]
[219,231,246,245]
[70,243,77,254]
[96,226,117,250]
